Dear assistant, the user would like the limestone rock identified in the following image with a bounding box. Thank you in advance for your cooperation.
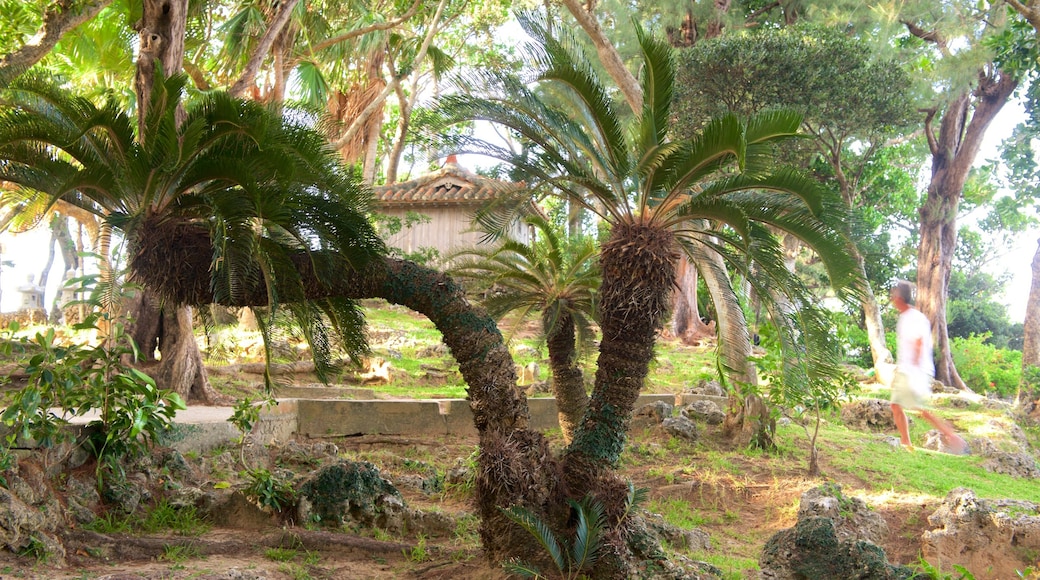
[296,461,406,531]
[797,483,888,546]
[981,452,1040,479]
[631,401,674,429]
[681,400,725,425]
[922,487,1040,579]
[685,379,725,397]
[760,517,912,580]
[662,416,699,443]
[840,399,897,432]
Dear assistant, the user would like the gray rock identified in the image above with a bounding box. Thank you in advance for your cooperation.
[631,401,674,430]
[797,483,888,546]
[296,461,406,532]
[682,400,725,425]
[686,379,725,397]
[923,487,1040,578]
[981,451,1040,478]
[760,517,912,580]
[417,343,450,358]
[662,416,699,443]
[644,512,711,552]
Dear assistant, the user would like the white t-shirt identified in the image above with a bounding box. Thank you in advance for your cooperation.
[896,307,934,377]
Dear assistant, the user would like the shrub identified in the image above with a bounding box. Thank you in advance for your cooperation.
[951,333,1022,397]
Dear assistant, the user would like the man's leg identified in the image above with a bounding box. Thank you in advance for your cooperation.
[920,410,968,454]
[892,403,912,449]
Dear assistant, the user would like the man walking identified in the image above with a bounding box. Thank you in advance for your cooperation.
[889,280,968,454]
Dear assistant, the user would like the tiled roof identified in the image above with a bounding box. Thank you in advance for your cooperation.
[373,162,522,207]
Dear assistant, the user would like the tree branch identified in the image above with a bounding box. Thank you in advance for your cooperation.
[559,0,643,112]
[1005,0,1040,33]
[330,0,448,152]
[920,106,940,156]
[229,0,301,98]
[902,19,950,56]
[0,0,112,82]
[307,0,422,55]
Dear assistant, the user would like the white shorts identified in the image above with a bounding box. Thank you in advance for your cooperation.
[891,368,932,410]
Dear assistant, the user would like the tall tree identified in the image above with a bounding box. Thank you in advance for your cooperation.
[1001,1,1040,376]
[900,5,1018,390]
[672,25,919,373]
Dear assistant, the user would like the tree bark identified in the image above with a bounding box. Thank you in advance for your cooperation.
[565,223,677,472]
[544,311,588,444]
[670,256,713,342]
[1024,237,1040,369]
[132,0,212,401]
[916,69,1016,390]
[558,0,643,112]
[228,0,301,99]
[0,0,112,82]
[134,0,188,133]
[155,305,220,404]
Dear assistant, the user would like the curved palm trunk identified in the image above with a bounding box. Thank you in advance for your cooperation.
[544,311,588,444]
[128,228,562,564]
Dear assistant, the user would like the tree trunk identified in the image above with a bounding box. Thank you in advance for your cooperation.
[916,69,1015,390]
[687,230,771,447]
[1024,237,1040,370]
[134,0,188,133]
[155,305,220,404]
[850,245,893,371]
[671,256,713,342]
[132,0,212,399]
[558,0,643,112]
[38,215,60,306]
[544,311,587,444]
[228,0,301,99]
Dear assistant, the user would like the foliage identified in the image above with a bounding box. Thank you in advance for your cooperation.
[450,213,600,349]
[500,495,607,580]
[243,467,297,513]
[0,70,386,387]
[0,311,184,486]
[913,555,976,580]
[950,334,1023,397]
[946,270,1021,350]
[440,13,860,463]
[759,321,853,474]
[228,396,276,437]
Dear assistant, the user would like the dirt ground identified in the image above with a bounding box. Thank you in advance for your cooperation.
[0,425,943,580]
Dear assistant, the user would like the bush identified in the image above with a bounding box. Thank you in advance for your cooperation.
[951,333,1022,397]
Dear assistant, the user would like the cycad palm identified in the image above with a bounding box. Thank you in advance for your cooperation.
[0,71,385,383]
[441,14,859,472]
[451,214,599,443]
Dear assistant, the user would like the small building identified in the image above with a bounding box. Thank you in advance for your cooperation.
[372,157,528,264]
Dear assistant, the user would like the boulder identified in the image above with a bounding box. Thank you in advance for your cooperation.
[840,399,897,432]
[922,487,1040,579]
[760,517,913,580]
[631,401,674,430]
[296,461,407,532]
[662,416,699,443]
[797,483,889,546]
[682,400,726,426]
[981,452,1040,479]
[685,379,725,397]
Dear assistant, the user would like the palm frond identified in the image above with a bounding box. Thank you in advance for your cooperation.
[499,505,566,572]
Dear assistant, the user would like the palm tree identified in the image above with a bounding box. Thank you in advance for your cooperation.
[440,13,860,479]
[0,71,386,394]
[451,214,599,443]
